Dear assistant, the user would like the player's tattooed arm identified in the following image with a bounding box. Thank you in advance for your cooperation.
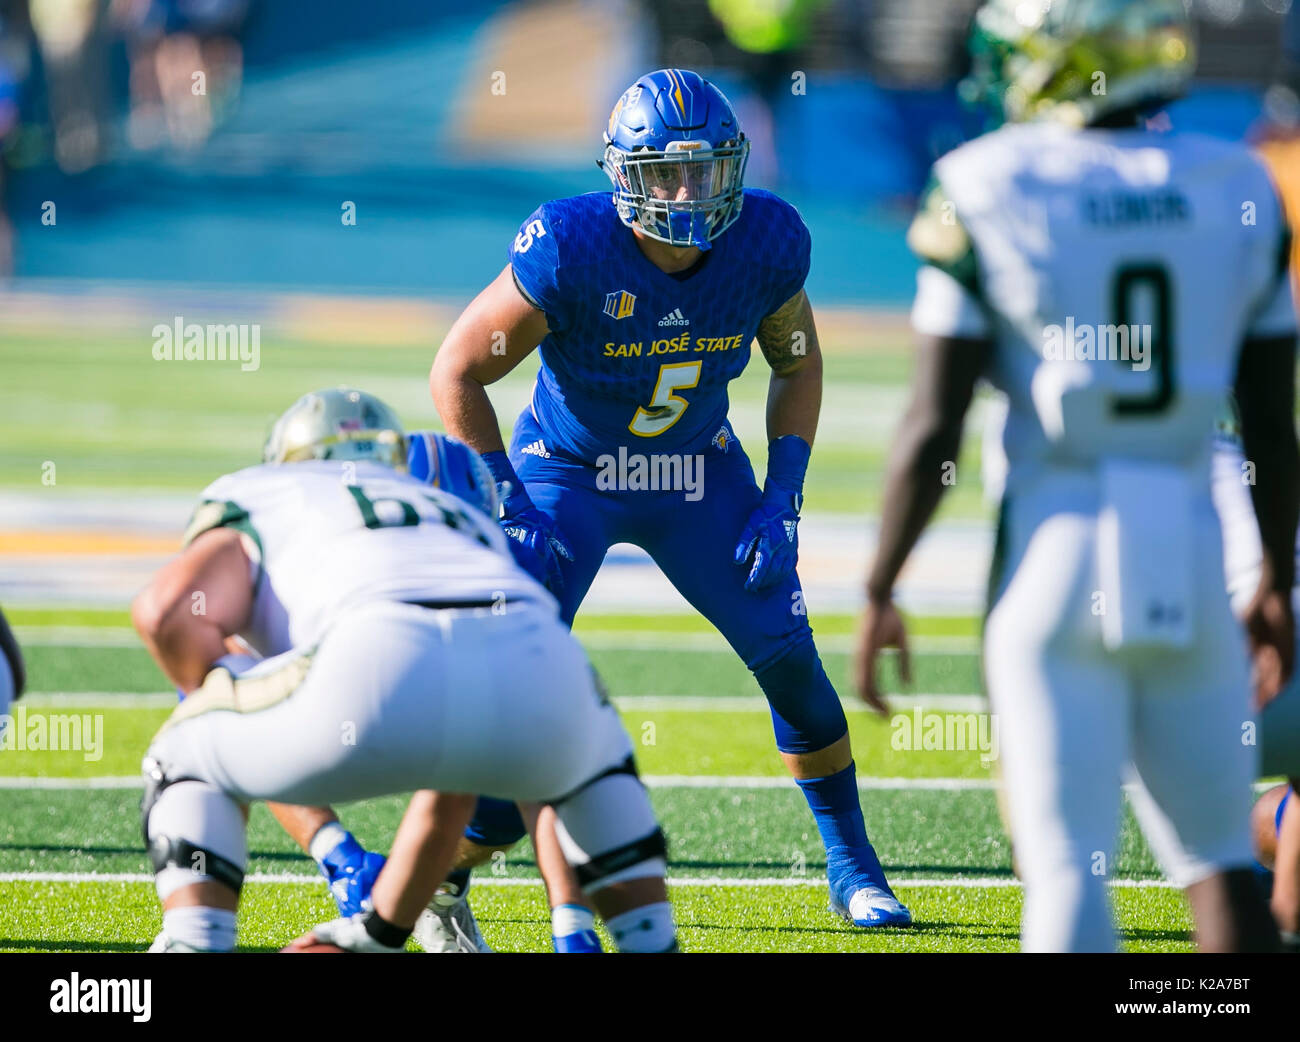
[757,288,819,376]
[431,264,550,454]
[757,289,823,446]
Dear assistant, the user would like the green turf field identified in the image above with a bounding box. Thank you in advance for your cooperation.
[0,310,1198,952]
[0,314,994,519]
[1,609,1198,953]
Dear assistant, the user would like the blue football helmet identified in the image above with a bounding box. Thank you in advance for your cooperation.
[601,69,749,251]
[407,431,499,520]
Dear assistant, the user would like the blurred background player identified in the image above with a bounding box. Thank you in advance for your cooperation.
[701,0,825,182]
[983,383,1300,950]
[0,1,26,273]
[133,388,676,953]
[1252,0,1300,230]
[27,0,108,171]
[110,0,250,151]
[0,604,25,724]
[428,67,912,945]
[1127,414,1300,950]
[855,0,1294,952]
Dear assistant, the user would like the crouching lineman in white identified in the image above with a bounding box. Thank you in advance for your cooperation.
[132,388,677,953]
[854,0,1296,952]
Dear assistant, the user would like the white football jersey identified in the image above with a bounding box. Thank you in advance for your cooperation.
[183,460,551,657]
[912,121,1295,495]
[982,408,1300,619]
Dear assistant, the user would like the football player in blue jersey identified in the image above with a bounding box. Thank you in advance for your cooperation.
[428,67,912,943]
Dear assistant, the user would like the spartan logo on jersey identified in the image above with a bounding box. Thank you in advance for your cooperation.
[658,308,690,327]
[604,290,637,320]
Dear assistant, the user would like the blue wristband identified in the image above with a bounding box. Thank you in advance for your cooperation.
[765,435,811,498]
[481,450,533,513]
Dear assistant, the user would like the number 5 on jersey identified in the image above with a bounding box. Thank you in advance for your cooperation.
[629,361,701,437]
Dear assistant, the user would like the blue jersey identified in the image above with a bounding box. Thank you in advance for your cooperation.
[508,189,811,463]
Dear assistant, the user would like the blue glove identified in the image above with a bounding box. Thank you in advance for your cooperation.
[482,450,574,596]
[317,831,387,917]
[734,435,811,593]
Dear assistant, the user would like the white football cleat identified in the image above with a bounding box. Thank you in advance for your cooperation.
[829,885,913,929]
[412,881,492,953]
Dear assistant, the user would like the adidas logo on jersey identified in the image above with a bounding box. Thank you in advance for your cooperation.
[658,308,690,327]
[520,439,551,459]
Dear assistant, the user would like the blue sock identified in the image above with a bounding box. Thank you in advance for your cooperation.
[795,762,870,852]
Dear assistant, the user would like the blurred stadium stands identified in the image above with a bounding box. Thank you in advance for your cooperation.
[0,0,1296,303]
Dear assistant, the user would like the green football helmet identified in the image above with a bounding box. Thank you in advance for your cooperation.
[963,0,1196,127]
[263,387,407,469]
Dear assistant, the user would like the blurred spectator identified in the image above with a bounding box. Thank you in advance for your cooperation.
[29,0,110,172]
[705,0,825,181]
[1254,0,1300,298]
[0,1,30,276]
[111,0,250,151]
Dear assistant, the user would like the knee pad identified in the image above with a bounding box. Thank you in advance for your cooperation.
[464,796,528,848]
[142,758,247,901]
[550,757,667,892]
[753,639,847,754]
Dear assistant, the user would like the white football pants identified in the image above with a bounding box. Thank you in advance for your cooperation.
[985,484,1256,952]
[145,599,657,877]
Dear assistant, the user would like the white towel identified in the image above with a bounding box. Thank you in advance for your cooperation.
[1096,460,1195,651]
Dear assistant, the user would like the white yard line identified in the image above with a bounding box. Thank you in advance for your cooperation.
[21,692,178,707]
[16,628,981,654]
[643,775,997,790]
[0,776,144,789]
[6,774,1279,794]
[576,631,980,654]
[618,694,987,712]
[0,774,997,791]
[15,627,143,647]
[0,871,1177,889]
[19,691,990,711]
